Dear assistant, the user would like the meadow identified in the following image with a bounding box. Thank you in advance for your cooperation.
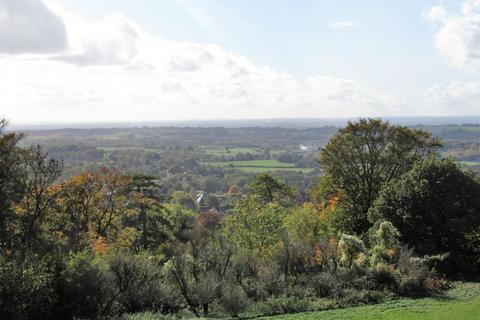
[203,147,263,155]
[457,161,480,167]
[202,159,315,173]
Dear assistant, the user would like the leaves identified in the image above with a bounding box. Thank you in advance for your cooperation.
[318,118,441,234]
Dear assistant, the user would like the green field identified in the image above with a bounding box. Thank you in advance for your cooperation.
[202,159,315,173]
[264,283,480,320]
[203,147,262,155]
[97,147,158,151]
[457,161,480,167]
[202,147,287,156]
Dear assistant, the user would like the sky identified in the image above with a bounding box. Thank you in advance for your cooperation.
[1,0,480,124]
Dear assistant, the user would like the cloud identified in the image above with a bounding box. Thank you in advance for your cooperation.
[305,76,404,115]
[0,1,402,123]
[424,81,480,103]
[0,0,67,54]
[425,1,480,72]
[423,6,447,22]
[55,13,140,66]
[328,21,364,31]
[423,80,480,114]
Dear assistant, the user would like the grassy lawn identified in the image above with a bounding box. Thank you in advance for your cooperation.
[202,159,315,173]
[263,283,480,320]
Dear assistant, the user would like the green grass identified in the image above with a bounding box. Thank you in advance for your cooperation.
[236,167,315,173]
[456,161,480,167]
[263,282,480,320]
[204,159,295,168]
[203,147,262,155]
[202,147,287,156]
[202,159,315,173]
[126,283,480,320]
[97,147,158,151]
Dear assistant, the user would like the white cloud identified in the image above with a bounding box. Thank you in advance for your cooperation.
[0,0,403,123]
[306,75,402,109]
[328,21,364,31]
[56,12,140,66]
[424,81,480,103]
[423,6,447,22]
[0,0,67,54]
[425,1,480,72]
[423,80,480,115]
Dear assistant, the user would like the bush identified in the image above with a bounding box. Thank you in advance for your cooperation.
[338,289,386,306]
[219,284,250,317]
[309,273,337,298]
[122,312,179,320]
[256,263,286,298]
[369,263,399,291]
[395,248,429,296]
[255,295,309,316]
[54,252,108,319]
[0,256,55,320]
[338,234,366,269]
[105,253,176,315]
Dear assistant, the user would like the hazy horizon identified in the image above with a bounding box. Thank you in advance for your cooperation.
[10,116,480,131]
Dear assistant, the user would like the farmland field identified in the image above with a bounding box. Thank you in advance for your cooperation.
[457,161,480,167]
[202,147,287,156]
[202,159,315,173]
[202,147,262,155]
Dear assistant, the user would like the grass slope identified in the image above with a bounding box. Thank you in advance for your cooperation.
[263,283,480,320]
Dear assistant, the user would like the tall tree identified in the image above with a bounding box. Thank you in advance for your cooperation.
[318,118,440,234]
[368,157,480,275]
[0,119,25,249]
[124,175,168,250]
[248,173,294,207]
[16,145,62,251]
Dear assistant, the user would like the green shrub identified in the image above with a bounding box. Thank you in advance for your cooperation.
[338,289,386,306]
[338,234,366,269]
[369,263,399,290]
[219,284,250,317]
[54,251,108,319]
[106,253,179,315]
[309,273,337,298]
[255,295,309,316]
[0,256,55,320]
[122,311,179,320]
[256,263,286,298]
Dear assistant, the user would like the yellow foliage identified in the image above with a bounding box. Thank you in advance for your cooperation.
[116,227,139,249]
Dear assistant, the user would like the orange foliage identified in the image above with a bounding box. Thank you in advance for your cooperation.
[92,236,108,255]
